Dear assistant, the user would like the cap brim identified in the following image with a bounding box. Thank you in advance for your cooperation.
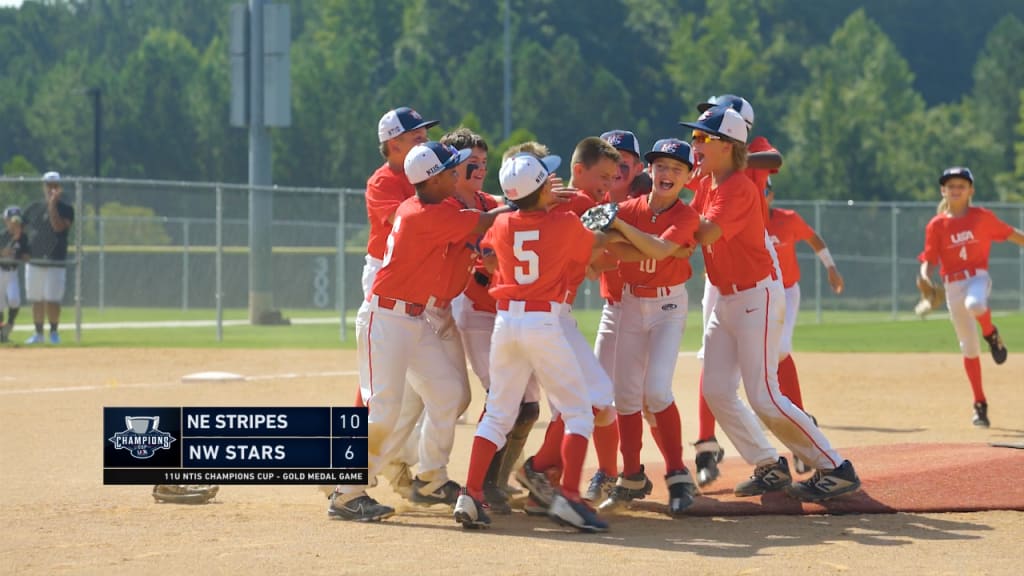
[939,174,973,185]
[696,102,714,113]
[644,151,693,168]
[442,147,473,170]
[540,155,561,174]
[410,119,440,132]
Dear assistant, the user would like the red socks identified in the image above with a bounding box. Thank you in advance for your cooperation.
[777,354,804,409]
[532,415,565,472]
[559,433,589,500]
[977,310,995,337]
[354,389,365,408]
[652,403,685,472]
[592,414,620,476]
[964,357,985,403]
[698,369,717,441]
[466,436,498,499]
[617,411,644,476]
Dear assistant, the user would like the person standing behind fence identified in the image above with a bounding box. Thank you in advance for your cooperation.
[918,167,1024,428]
[0,206,29,343]
[22,171,74,345]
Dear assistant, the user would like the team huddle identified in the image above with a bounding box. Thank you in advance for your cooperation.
[324,97,1024,532]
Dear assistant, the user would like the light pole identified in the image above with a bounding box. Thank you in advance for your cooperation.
[86,87,102,215]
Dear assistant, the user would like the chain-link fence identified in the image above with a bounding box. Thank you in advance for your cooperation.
[1,176,1021,343]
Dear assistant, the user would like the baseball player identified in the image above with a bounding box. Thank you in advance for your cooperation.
[454,152,615,532]
[596,138,702,516]
[918,166,1024,427]
[688,95,784,486]
[22,171,74,345]
[0,206,28,343]
[330,141,506,522]
[683,105,860,503]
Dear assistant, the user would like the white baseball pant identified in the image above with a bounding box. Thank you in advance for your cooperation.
[702,276,842,471]
[0,269,20,310]
[778,284,801,358]
[559,306,614,411]
[944,270,991,359]
[25,264,65,302]
[594,300,620,383]
[613,283,687,414]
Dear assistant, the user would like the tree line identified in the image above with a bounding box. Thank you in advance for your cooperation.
[1,0,1023,205]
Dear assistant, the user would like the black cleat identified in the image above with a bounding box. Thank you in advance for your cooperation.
[786,460,861,502]
[666,469,698,516]
[983,327,1008,365]
[694,438,725,487]
[454,492,492,529]
[411,478,462,506]
[598,466,653,511]
[328,493,395,522]
[972,402,990,428]
[735,457,792,497]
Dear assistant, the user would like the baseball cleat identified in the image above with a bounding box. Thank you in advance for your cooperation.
[49,331,61,345]
[328,493,394,522]
[483,481,511,515]
[548,494,609,533]
[25,333,43,345]
[522,495,548,516]
[516,457,557,507]
[734,456,792,497]
[410,477,462,506]
[453,492,491,529]
[665,469,698,516]
[972,402,990,428]
[983,327,1008,365]
[583,469,616,503]
[785,460,861,502]
[694,438,725,487]
[598,466,653,511]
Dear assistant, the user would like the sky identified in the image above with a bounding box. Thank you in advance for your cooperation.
[0,0,24,6]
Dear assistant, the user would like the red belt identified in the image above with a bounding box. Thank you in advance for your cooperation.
[625,284,672,298]
[719,272,777,296]
[944,268,984,283]
[497,300,554,312]
[375,296,425,317]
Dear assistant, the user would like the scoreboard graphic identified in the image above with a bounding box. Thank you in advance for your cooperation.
[103,407,368,484]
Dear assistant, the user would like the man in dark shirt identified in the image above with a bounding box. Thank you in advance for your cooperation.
[0,206,29,343]
[22,171,74,345]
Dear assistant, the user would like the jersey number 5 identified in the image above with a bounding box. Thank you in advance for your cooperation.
[382,216,401,267]
[513,230,540,284]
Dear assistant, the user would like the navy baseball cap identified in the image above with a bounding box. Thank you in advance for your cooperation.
[601,130,642,158]
[3,205,22,222]
[696,94,755,127]
[378,107,439,143]
[644,138,694,169]
[680,105,749,144]
[939,166,974,185]
[404,141,472,185]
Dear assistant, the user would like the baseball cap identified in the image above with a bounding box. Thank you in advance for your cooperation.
[42,171,61,183]
[499,153,562,201]
[3,206,22,222]
[601,130,642,158]
[939,166,974,185]
[404,141,471,185]
[680,106,749,144]
[644,138,694,169]
[378,107,439,143]
[696,94,755,128]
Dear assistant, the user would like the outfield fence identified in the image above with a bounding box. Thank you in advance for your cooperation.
[1,176,1021,343]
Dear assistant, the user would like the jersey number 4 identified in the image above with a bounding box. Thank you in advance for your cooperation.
[513,230,539,284]
[958,245,967,261]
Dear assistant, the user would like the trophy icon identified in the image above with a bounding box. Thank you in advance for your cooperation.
[127,416,160,434]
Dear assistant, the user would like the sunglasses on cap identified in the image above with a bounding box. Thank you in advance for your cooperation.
[691,131,723,144]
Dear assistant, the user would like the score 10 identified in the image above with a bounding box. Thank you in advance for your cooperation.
[333,407,367,437]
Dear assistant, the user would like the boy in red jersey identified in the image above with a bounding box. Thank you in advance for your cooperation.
[454,152,615,533]
[919,167,1024,427]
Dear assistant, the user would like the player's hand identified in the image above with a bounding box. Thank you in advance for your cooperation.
[585,264,600,281]
[47,186,62,204]
[674,244,696,259]
[828,267,844,294]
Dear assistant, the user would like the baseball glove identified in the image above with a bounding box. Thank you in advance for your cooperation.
[152,484,220,504]
[914,277,945,318]
[580,203,619,232]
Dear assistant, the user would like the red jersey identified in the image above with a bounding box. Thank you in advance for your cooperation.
[767,208,816,288]
[483,210,594,303]
[616,195,700,287]
[691,172,776,290]
[550,190,598,217]
[598,257,624,302]
[919,206,1014,279]
[438,191,501,304]
[365,162,415,260]
[371,196,480,305]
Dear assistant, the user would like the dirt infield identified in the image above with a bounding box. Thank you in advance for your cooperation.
[1,349,1021,575]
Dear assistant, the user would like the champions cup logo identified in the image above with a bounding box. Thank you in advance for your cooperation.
[605,133,623,146]
[108,416,176,459]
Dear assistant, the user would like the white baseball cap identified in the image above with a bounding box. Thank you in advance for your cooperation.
[43,171,61,182]
[499,154,562,201]
[378,107,439,143]
[680,106,749,144]
[696,94,756,128]
[404,141,471,185]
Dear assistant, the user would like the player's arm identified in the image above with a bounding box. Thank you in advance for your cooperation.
[608,218,686,260]
[747,151,783,171]
[605,241,647,262]
[468,205,515,235]
[919,260,938,285]
[1007,228,1024,247]
[695,218,722,245]
[804,233,844,294]
[47,197,71,233]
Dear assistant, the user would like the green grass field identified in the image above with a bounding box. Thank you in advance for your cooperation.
[15,306,1024,353]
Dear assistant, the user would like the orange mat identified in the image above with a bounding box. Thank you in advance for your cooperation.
[603,443,1024,516]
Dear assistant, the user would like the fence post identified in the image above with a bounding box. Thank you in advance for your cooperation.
[337,188,348,342]
[98,217,105,312]
[216,186,224,342]
[182,219,190,312]
[814,201,823,324]
[891,205,900,320]
[74,180,84,344]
